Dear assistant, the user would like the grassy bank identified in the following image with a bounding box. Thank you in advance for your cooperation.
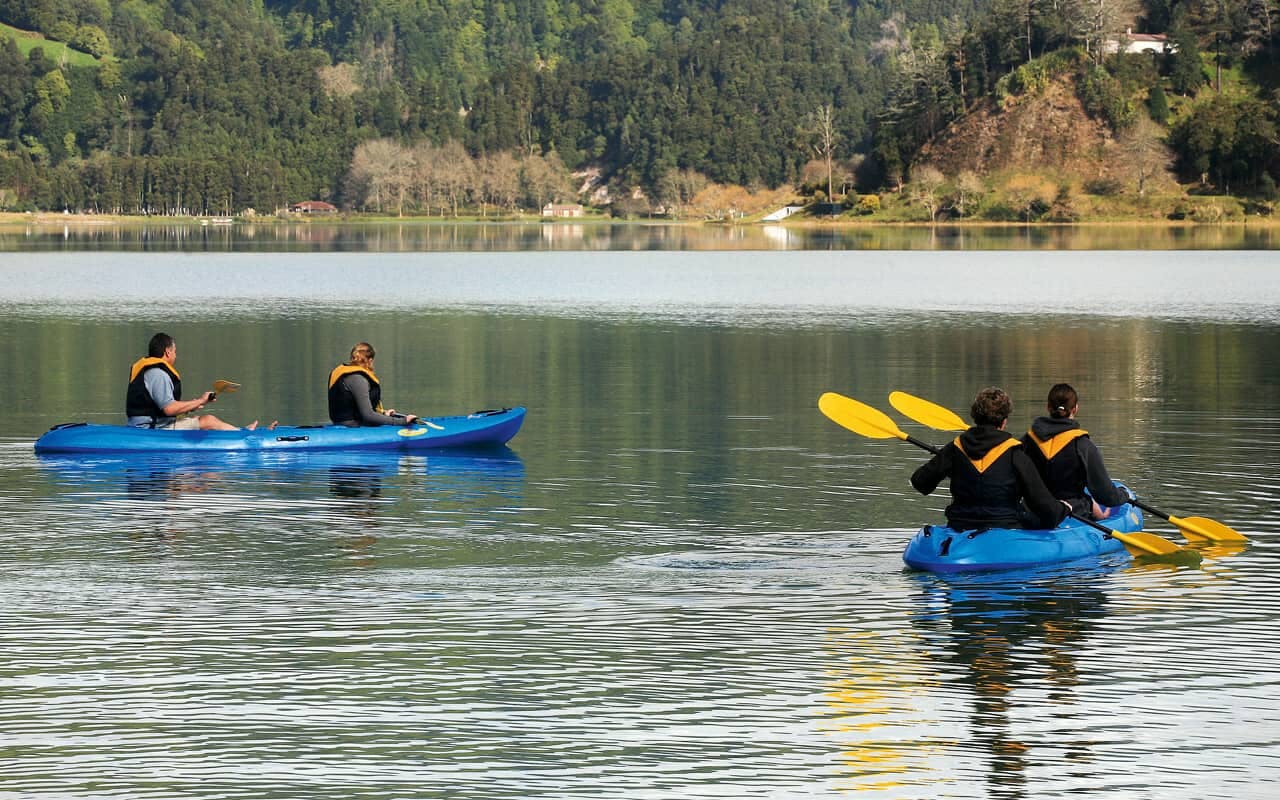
[0,22,100,67]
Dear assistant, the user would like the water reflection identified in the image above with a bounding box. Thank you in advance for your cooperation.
[36,447,526,513]
[908,566,1119,799]
[2,220,1279,252]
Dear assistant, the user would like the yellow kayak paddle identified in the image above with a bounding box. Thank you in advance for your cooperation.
[211,379,240,400]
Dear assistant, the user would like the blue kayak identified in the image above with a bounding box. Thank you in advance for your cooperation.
[33,407,525,454]
[902,503,1144,573]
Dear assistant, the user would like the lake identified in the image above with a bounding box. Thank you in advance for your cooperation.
[2,229,1278,799]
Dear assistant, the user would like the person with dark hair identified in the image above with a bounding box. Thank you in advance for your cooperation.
[126,332,257,430]
[910,387,1070,530]
[1021,383,1131,519]
[327,342,419,427]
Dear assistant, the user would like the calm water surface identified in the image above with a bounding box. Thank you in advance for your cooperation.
[1,245,1279,799]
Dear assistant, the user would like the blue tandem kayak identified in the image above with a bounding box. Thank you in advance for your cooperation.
[33,407,525,454]
[902,502,1144,573]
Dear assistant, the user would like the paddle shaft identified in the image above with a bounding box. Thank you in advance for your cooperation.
[1130,499,1247,541]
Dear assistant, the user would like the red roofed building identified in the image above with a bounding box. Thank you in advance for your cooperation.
[1105,29,1173,55]
[290,200,338,214]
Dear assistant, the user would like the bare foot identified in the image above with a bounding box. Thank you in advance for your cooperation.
[268,420,279,430]
[245,420,259,430]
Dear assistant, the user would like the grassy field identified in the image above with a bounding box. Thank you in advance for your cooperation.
[1,22,99,68]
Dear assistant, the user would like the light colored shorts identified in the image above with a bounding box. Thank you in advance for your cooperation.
[164,417,204,430]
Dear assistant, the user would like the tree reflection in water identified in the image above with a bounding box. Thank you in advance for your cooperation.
[909,566,1121,799]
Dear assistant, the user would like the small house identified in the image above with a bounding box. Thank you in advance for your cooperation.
[1105,29,1173,55]
[290,200,338,214]
[542,203,585,218]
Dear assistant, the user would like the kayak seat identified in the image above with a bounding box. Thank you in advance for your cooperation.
[48,422,89,432]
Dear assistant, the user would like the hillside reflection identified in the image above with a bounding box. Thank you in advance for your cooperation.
[1,220,1277,252]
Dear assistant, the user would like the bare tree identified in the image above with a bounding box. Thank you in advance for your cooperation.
[317,63,362,98]
[1074,0,1140,64]
[1122,116,1173,198]
[910,164,946,221]
[436,140,474,217]
[410,141,441,215]
[478,150,521,213]
[954,170,985,217]
[347,138,403,212]
[802,104,839,201]
[520,151,574,211]
[656,167,708,219]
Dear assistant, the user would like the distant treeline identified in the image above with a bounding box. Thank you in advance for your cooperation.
[0,0,1277,215]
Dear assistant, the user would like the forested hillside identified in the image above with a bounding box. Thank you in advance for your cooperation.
[0,0,1277,217]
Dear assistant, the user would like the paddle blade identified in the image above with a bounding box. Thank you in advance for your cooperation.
[1112,530,1191,558]
[212,380,241,394]
[1172,515,1248,543]
[889,391,968,431]
[818,392,907,441]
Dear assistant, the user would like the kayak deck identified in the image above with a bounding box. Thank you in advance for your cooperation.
[33,407,525,453]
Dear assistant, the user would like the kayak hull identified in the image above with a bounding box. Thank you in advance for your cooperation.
[33,407,525,454]
[903,503,1144,573]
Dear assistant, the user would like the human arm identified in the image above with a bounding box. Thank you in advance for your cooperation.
[146,370,214,417]
[1012,450,1069,528]
[910,446,953,496]
[344,374,412,426]
[1077,438,1132,507]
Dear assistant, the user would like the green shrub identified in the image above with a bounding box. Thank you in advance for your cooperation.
[1148,84,1170,125]
[981,202,1020,221]
[1078,65,1135,132]
[1084,177,1124,196]
[995,49,1085,104]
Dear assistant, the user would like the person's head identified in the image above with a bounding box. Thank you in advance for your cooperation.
[148,332,175,360]
[348,342,376,369]
[1047,383,1079,419]
[970,387,1012,427]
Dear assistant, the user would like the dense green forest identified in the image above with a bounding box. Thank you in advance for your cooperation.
[0,0,1277,217]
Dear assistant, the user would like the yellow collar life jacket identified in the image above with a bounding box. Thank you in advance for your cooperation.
[955,436,1022,473]
[328,364,384,413]
[328,364,379,389]
[1027,428,1088,460]
[130,357,180,382]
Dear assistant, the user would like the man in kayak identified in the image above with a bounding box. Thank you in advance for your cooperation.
[126,332,258,430]
[911,387,1070,530]
[1021,383,1133,519]
[327,342,419,427]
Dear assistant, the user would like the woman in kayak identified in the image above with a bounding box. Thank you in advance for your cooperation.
[327,342,419,427]
[911,387,1070,530]
[1021,383,1132,519]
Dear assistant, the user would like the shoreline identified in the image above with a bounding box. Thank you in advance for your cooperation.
[3,211,1279,228]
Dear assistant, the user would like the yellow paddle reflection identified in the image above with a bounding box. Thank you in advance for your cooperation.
[820,627,958,793]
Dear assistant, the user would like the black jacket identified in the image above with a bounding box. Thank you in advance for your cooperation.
[911,424,1069,530]
[1022,416,1129,513]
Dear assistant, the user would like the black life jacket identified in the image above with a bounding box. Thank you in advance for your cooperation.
[327,364,381,425]
[126,357,181,423]
[945,435,1023,528]
[1025,428,1091,503]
